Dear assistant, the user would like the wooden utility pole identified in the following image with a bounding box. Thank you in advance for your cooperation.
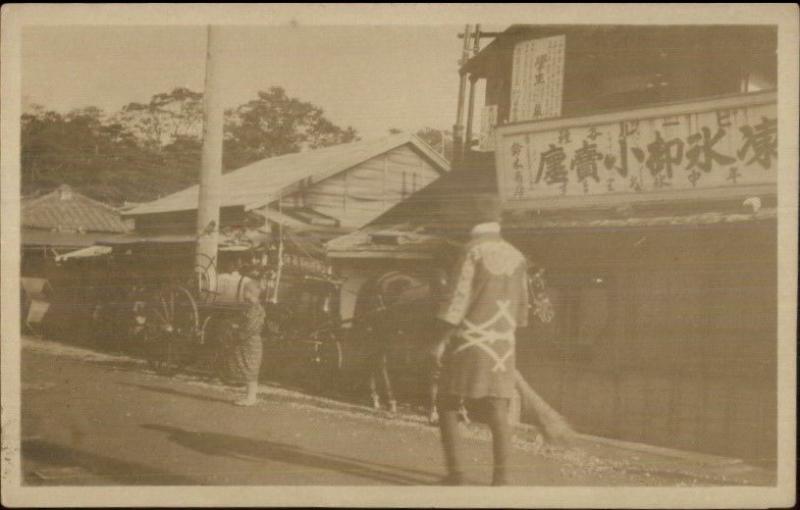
[195,25,225,283]
[464,25,482,154]
[452,24,472,169]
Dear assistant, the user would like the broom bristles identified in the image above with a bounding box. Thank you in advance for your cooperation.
[514,369,576,446]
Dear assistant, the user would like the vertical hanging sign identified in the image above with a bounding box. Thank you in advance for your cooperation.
[510,35,566,123]
[479,104,498,151]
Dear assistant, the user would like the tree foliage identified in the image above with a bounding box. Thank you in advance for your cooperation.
[21,86,359,204]
[223,87,358,171]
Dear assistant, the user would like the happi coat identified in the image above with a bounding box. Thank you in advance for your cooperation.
[437,224,529,400]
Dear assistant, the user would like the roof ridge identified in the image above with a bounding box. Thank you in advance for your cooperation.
[125,132,443,217]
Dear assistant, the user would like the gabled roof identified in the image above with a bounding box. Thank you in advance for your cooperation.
[124,133,450,217]
[22,185,129,234]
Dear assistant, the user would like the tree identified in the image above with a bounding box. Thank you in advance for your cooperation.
[21,86,360,202]
[21,106,199,204]
[223,86,358,170]
[116,87,203,151]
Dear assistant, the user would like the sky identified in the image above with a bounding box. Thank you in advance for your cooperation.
[22,25,490,140]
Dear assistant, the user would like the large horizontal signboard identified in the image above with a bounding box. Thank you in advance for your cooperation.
[495,91,777,209]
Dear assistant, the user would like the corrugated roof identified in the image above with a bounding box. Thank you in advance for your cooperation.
[124,133,450,217]
[21,185,130,234]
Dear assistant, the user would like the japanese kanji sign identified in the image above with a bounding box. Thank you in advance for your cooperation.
[496,93,777,204]
[509,35,566,122]
[479,104,498,151]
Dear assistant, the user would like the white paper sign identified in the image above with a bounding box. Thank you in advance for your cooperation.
[479,104,498,151]
[510,35,566,123]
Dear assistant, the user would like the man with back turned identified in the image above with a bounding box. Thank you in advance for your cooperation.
[431,192,529,486]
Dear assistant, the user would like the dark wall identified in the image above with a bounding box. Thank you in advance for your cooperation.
[481,26,778,124]
[510,220,777,463]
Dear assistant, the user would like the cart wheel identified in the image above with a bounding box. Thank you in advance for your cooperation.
[154,285,199,339]
[147,284,199,371]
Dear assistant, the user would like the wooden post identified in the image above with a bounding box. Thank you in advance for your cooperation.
[452,24,472,169]
[195,25,225,283]
[464,74,478,155]
[464,24,481,156]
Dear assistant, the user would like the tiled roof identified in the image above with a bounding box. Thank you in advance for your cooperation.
[124,133,450,217]
[22,186,130,234]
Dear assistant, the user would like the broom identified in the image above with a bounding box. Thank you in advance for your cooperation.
[514,370,576,446]
[514,268,577,446]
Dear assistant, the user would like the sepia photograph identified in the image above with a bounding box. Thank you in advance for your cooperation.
[1,4,797,508]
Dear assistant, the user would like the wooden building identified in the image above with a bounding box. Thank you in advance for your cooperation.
[330,25,778,464]
[122,133,449,310]
[123,133,448,236]
[21,184,132,337]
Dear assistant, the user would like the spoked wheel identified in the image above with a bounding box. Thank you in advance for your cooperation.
[195,254,218,305]
[145,284,199,373]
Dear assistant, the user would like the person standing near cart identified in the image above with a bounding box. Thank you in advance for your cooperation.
[228,279,266,406]
[431,192,529,486]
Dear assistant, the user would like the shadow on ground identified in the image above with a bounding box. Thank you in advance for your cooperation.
[22,439,198,486]
[142,423,437,485]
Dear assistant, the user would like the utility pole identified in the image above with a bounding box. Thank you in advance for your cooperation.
[195,25,225,286]
[452,24,472,170]
[464,25,482,156]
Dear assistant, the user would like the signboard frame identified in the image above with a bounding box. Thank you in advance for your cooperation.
[493,90,778,211]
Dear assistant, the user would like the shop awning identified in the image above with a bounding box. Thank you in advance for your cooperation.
[54,245,112,262]
[22,229,126,249]
[503,208,777,233]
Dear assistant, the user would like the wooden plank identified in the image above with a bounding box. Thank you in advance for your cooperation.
[503,183,777,212]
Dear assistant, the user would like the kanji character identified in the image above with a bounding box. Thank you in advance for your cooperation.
[737,117,777,170]
[662,116,680,127]
[603,138,630,178]
[558,129,571,144]
[653,173,672,189]
[726,166,741,184]
[636,131,684,179]
[687,169,701,187]
[686,126,736,173]
[571,139,603,184]
[716,110,732,129]
[619,120,639,138]
[511,142,524,170]
[513,171,525,198]
[536,144,568,186]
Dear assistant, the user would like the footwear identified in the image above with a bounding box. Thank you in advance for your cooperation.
[233,397,257,407]
[428,409,439,425]
[388,400,398,414]
[371,395,381,410]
